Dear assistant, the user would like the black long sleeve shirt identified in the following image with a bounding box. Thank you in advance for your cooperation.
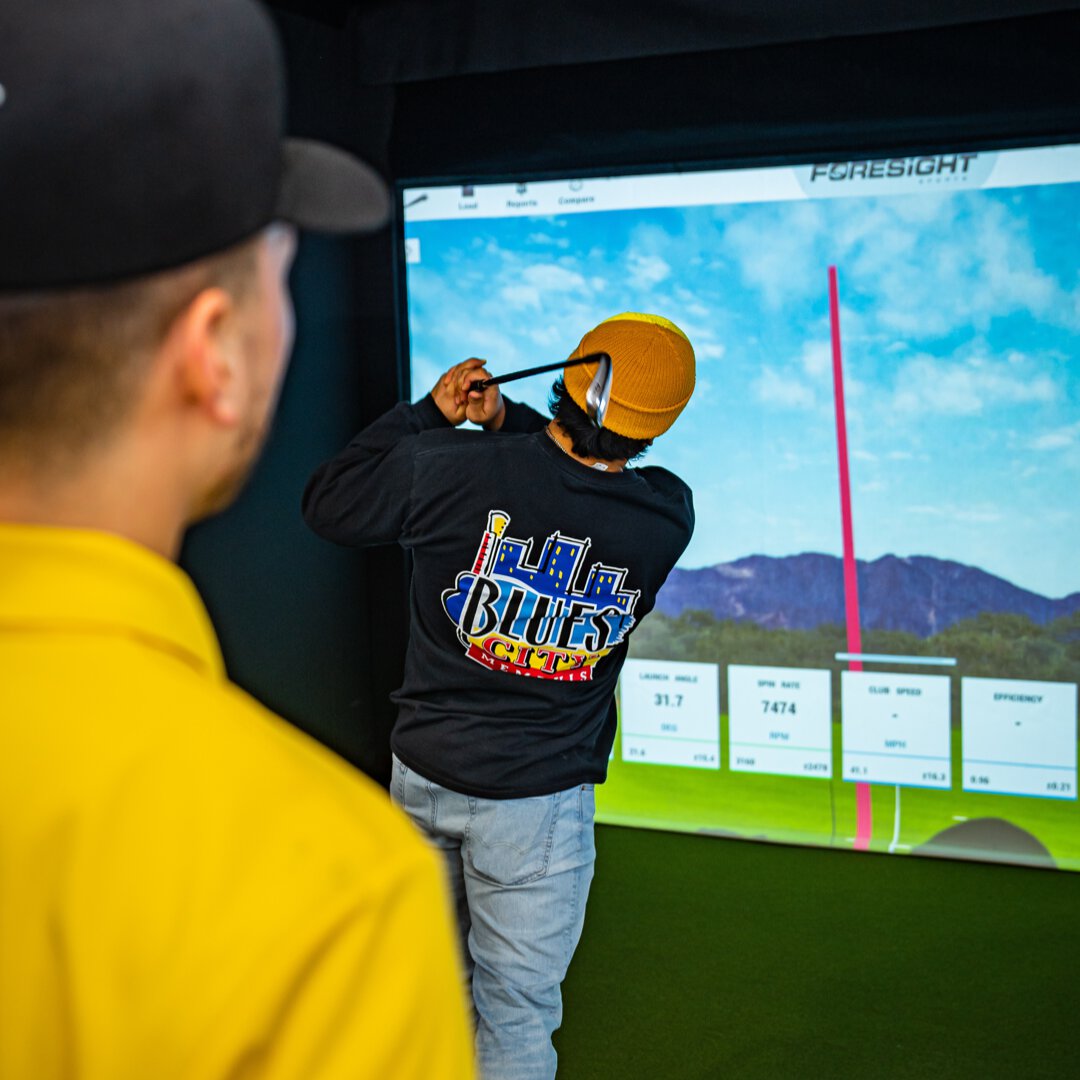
[303,395,694,798]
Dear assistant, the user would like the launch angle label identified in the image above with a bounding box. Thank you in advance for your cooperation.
[619,659,720,769]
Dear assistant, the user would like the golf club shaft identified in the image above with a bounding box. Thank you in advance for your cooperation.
[467,352,608,394]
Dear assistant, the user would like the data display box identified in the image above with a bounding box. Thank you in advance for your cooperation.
[842,671,951,788]
[620,659,720,769]
[728,665,832,778]
[962,677,1077,800]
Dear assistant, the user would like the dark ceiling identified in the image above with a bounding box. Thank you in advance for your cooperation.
[269,0,1080,83]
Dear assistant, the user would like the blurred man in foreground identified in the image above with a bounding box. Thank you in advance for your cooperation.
[0,2,474,1077]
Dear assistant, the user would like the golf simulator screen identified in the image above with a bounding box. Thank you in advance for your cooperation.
[398,141,1080,871]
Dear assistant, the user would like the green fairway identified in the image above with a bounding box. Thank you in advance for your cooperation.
[598,720,1080,870]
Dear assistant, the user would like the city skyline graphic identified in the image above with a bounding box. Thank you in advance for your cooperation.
[442,511,640,679]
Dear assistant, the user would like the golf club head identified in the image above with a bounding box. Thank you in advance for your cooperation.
[584,353,612,428]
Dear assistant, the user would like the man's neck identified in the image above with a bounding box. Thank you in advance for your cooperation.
[0,448,187,560]
[544,421,626,473]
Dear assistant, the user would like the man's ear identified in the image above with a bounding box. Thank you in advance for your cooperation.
[168,286,241,427]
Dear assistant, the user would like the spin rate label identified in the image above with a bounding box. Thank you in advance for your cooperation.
[962,677,1077,799]
[842,671,951,788]
[620,659,720,769]
[728,665,833,778]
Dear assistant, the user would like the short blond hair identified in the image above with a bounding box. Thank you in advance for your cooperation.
[0,236,259,472]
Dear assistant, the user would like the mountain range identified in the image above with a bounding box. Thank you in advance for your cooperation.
[654,553,1080,638]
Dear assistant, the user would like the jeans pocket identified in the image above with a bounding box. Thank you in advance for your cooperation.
[390,753,412,811]
[577,785,596,859]
[468,792,561,886]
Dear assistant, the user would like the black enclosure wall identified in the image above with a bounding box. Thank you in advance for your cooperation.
[179,11,405,778]
[180,3,1080,786]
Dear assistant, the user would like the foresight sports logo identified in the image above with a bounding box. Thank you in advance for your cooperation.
[810,154,979,182]
[797,152,995,196]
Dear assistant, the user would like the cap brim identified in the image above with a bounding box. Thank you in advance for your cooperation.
[276,137,391,234]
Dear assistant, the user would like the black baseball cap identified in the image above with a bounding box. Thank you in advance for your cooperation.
[0,0,391,290]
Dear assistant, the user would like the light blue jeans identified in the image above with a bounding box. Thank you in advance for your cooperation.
[391,754,596,1080]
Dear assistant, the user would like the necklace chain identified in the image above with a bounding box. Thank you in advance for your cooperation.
[544,425,611,471]
[545,424,575,458]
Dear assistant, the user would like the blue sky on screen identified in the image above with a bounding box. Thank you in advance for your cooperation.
[404,183,1080,598]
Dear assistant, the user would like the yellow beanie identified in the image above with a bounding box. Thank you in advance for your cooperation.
[564,312,696,439]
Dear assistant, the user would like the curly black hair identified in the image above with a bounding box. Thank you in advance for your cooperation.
[548,379,651,463]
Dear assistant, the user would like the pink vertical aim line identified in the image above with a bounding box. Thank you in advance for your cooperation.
[828,265,873,851]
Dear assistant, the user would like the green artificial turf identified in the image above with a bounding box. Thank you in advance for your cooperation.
[555,825,1077,1079]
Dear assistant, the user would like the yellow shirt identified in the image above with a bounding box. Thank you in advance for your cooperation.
[0,524,474,1080]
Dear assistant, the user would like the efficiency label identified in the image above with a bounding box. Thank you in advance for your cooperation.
[842,671,951,788]
[619,658,720,769]
[728,664,832,778]
[961,677,1077,799]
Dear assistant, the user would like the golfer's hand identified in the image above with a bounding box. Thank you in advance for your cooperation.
[432,358,487,426]
[465,373,506,431]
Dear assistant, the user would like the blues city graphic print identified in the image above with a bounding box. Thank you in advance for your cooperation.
[441,510,641,681]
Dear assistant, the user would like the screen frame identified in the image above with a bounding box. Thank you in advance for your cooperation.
[390,128,1080,870]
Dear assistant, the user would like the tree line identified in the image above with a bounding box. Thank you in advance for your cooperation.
[629,609,1080,728]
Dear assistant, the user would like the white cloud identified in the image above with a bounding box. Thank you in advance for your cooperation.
[527,232,570,249]
[697,342,726,361]
[857,197,1078,338]
[890,352,1058,416]
[800,340,832,379]
[521,263,587,292]
[528,325,564,348]
[722,202,826,309]
[720,192,1078,341]
[752,365,815,410]
[626,252,672,289]
[833,303,879,345]
[498,263,589,311]
[499,284,541,309]
[842,373,868,404]
[1030,422,1080,451]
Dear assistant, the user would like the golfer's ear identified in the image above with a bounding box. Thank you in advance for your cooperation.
[168,287,240,426]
